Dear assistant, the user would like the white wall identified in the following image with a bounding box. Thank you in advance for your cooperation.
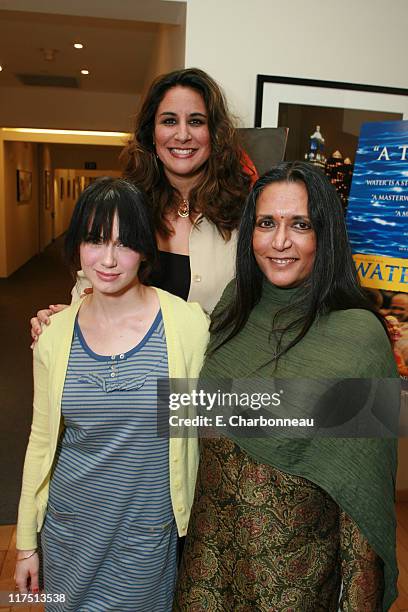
[186,0,408,495]
[185,0,408,126]
[0,87,140,132]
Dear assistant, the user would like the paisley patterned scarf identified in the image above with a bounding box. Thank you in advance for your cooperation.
[200,280,400,611]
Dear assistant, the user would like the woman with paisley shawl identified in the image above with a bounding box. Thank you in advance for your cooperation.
[174,162,399,611]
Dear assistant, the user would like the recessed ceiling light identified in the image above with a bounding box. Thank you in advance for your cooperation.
[0,66,3,72]
[74,43,84,49]
[81,69,89,75]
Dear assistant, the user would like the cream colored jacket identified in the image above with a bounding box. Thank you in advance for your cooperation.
[72,218,237,314]
[17,288,209,550]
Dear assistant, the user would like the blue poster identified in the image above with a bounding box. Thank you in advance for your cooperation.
[346,120,408,293]
[346,120,408,380]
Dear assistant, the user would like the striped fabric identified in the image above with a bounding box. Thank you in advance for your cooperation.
[42,311,177,611]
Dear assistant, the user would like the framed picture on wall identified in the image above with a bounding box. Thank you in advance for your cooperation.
[16,169,32,203]
[254,76,408,164]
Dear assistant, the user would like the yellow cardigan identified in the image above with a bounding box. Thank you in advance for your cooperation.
[17,288,209,550]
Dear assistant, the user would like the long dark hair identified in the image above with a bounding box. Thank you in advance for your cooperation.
[120,68,252,237]
[211,161,389,358]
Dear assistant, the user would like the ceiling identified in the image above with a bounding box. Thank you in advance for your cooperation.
[0,0,186,24]
[0,1,186,95]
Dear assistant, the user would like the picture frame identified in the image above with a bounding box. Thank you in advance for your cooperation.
[16,169,32,203]
[254,76,408,163]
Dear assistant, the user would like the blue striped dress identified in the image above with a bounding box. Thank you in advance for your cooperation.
[41,311,177,611]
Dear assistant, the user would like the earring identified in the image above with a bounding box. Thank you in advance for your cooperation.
[153,151,160,171]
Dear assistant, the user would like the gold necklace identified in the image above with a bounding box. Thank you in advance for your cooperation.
[177,198,190,218]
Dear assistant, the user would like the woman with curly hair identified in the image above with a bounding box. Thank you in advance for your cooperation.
[119,67,255,313]
[30,68,256,341]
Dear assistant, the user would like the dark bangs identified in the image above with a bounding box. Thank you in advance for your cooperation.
[64,177,157,282]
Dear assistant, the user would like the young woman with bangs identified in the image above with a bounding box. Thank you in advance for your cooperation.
[15,178,209,611]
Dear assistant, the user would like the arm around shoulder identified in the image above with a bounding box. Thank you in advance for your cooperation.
[70,270,91,303]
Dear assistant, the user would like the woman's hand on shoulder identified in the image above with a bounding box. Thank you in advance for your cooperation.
[14,550,39,594]
[30,304,68,347]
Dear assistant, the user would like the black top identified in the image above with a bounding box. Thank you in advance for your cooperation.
[150,251,191,301]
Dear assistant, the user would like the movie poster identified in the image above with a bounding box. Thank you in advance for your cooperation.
[346,120,408,379]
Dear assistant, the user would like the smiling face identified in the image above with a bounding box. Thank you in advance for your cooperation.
[252,181,317,288]
[154,85,211,185]
[390,293,408,322]
[80,214,143,296]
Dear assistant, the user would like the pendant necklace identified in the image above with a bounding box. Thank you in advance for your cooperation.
[177,198,190,218]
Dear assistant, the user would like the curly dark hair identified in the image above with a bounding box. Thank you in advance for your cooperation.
[120,68,252,238]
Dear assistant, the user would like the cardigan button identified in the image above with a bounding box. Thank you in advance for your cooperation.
[193,274,202,282]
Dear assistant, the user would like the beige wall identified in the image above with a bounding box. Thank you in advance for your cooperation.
[185,0,408,126]
[38,144,53,251]
[3,141,39,275]
[141,20,186,98]
[155,22,186,76]
[53,169,77,239]
[0,132,128,277]
[49,144,123,171]
[53,169,121,239]
[48,145,123,241]
[0,141,7,276]
[0,87,140,132]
